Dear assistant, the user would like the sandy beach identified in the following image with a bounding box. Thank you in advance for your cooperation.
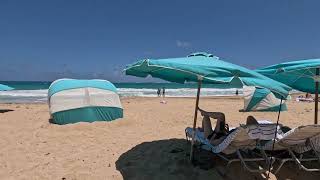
[0,96,319,180]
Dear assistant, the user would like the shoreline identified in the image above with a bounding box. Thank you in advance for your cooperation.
[0,96,245,105]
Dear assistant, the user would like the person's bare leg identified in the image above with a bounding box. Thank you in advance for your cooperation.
[212,113,225,133]
[202,115,214,138]
[210,113,227,145]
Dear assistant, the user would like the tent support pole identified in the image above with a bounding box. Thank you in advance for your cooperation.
[267,97,283,179]
[315,68,319,124]
[190,80,202,162]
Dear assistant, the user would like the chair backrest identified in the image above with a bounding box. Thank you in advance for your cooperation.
[246,123,282,140]
[279,125,320,146]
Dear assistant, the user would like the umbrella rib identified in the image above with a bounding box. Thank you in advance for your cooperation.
[144,64,229,83]
[269,69,314,80]
[289,69,311,85]
[289,69,314,83]
[259,66,320,76]
[279,66,320,74]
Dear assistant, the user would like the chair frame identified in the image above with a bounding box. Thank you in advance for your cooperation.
[266,138,320,174]
[185,129,275,174]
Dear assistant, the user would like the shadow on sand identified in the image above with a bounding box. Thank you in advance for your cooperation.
[0,109,14,113]
[48,118,54,124]
[116,138,319,180]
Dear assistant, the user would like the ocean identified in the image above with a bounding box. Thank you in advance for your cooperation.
[0,81,242,103]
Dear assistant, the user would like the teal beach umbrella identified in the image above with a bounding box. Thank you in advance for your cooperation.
[256,59,320,124]
[125,52,291,161]
[0,84,14,91]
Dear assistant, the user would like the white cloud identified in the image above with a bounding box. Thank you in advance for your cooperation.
[176,40,191,48]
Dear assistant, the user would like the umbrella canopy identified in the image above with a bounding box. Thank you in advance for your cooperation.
[0,84,14,91]
[256,59,320,93]
[256,59,320,124]
[126,52,291,98]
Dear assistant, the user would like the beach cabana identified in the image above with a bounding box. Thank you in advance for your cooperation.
[242,86,287,112]
[257,59,320,124]
[48,79,123,125]
[125,52,291,161]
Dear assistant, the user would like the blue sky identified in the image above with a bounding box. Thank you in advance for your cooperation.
[1,0,320,82]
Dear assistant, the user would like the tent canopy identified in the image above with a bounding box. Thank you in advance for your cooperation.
[242,86,287,112]
[48,78,117,97]
[48,79,123,125]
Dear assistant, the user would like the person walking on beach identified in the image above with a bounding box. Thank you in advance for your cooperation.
[157,88,161,97]
[160,87,167,104]
[162,87,166,98]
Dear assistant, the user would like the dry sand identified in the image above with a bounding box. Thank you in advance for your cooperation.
[0,97,319,180]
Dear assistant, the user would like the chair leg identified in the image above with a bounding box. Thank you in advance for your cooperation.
[260,149,272,167]
[236,150,266,173]
[309,140,320,162]
[288,148,320,172]
[274,158,291,174]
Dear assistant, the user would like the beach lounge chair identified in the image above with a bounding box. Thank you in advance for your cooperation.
[185,122,280,173]
[296,97,314,102]
[260,124,320,174]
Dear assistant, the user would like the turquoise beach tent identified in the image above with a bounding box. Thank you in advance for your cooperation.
[48,79,123,125]
[242,86,287,112]
[125,52,291,161]
[256,59,320,124]
[0,84,14,91]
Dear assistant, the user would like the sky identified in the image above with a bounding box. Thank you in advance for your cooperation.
[1,0,320,82]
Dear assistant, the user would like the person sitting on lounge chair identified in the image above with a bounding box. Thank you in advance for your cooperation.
[198,108,259,145]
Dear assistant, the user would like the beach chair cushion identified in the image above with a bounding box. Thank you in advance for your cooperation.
[246,122,282,140]
[186,126,256,154]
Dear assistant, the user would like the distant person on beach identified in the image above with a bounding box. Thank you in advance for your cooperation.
[198,108,258,145]
[157,88,161,97]
[162,87,165,97]
[235,89,239,96]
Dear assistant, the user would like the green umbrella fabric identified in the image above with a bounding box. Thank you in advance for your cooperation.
[125,52,291,98]
[256,59,320,93]
[0,84,14,91]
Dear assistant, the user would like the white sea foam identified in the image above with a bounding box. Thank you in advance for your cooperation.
[118,88,242,97]
[0,90,48,97]
[0,88,242,103]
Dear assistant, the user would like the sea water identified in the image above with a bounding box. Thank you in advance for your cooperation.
[0,81,242,103]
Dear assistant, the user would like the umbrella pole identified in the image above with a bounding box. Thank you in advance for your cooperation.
[267,97,283,179]
[190,80,202,162]
[315,68,319,124]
